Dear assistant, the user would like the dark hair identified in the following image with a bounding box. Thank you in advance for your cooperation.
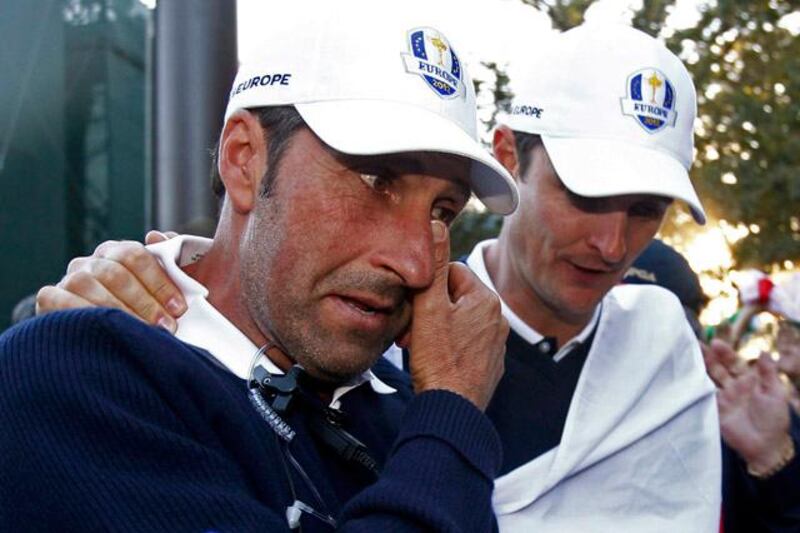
[512,130,543,180]
[210,105,307,198]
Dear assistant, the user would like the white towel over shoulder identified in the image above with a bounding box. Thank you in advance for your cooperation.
[494,284,721,533]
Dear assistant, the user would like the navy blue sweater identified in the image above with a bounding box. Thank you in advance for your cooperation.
[0,309,501,532]
[486,328,591,476]
[721,411,800,532]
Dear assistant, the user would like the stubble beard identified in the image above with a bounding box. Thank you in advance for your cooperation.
[239,201,404,384]
[243,271,401,383]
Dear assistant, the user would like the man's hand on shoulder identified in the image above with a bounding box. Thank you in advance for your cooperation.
[404,221,507,411]
[35,231,186,333]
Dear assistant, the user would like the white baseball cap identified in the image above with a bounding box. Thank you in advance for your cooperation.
[501,23,705,223]
[223,6,518,215]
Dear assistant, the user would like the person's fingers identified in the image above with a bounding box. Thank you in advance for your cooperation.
[430,220,450,288]
[755,352,783,393]
[707,360,733,390]
[407,220,506,410]
[79,239,182,313]
[94,242,186,317]
[731,369,757,398]
[144,230,179,245]
[145,231,168,245]
[65,255,91,275]
[701,341,718,368]
[36,285,94,315]
[716,387,734,414]
[92,239,126,258]
[412,221,450,312]
[710,338,739,370]
[448,262,482,302]
[74,259,179,331]
[703,341,731,388]
[57,271,138,312]
[407,221,451,356]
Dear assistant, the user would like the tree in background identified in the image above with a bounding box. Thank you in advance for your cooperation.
[519,0,595,30]
[452,62,513,258]
[457,0,800,272]
[665,0,800,269]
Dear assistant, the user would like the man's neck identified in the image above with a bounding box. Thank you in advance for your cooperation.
[182,236,295,373]
[484,240,594,348]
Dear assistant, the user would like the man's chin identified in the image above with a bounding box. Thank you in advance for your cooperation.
[297,345,387,385]
[555,289,607,322]
[301,363,361,384]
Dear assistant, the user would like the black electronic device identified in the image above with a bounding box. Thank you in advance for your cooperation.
[247,357,383,530]
[250,363,380,476]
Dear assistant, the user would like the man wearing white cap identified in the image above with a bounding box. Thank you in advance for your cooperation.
[32,20,723,533]
[0,9,515,531]
[472,23,721,530]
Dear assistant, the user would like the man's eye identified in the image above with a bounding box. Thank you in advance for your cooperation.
[431,205,456,225]
[567,190,602,213]
[359,173,393,194]
[630,201,666,219]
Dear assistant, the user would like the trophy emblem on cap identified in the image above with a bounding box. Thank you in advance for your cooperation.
[402,27,463,99]
[429,36,448,67]
[647,72,663,103]
[620,68,678,133]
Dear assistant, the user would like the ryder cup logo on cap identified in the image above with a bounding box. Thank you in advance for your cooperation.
[496,23,706,224]
[220,8,518,216]
[621,68,678,133]
[402,27,464,99]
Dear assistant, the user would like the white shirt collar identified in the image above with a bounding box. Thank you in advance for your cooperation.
[466,239,600,362]
[146,235,395,406]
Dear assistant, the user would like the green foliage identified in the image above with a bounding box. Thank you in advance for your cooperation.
[473,61,514,134]
[459,63,513,258]
[519,0,593,30]
[663,0,800,268]
[450,209,503,259]
[631,0,671,37]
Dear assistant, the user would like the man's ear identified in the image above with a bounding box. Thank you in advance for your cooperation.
[218,110,267,214]
[492,125,520,181]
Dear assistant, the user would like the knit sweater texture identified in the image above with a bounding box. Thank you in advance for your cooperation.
[0,308,501,532]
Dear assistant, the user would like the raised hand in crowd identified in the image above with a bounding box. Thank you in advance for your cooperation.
[703,339,795,477]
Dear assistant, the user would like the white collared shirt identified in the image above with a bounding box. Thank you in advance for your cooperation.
[466,239,599,362]
[146,235,395,409]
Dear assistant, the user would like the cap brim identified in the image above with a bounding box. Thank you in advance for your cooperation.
[295,100,518,215]
[542,136,706,224]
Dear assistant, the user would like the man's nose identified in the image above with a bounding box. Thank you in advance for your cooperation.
[587,211,628,266]
[370,211,436,290]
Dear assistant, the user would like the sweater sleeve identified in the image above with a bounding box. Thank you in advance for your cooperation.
[340,390,501,532]
[0,309,501,532]
[0,309,288,532]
